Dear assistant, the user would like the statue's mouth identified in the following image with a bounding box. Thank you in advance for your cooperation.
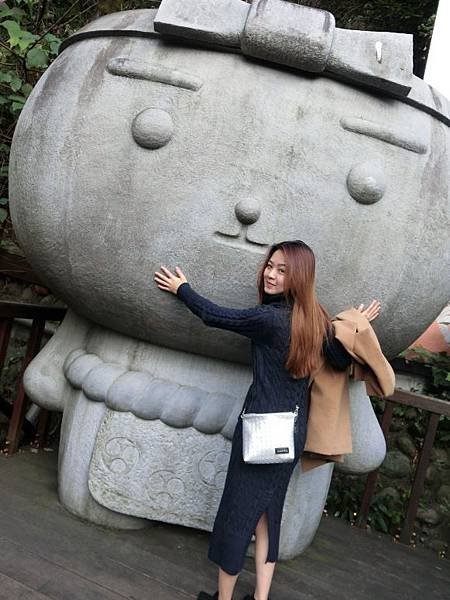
[213,229,268,254]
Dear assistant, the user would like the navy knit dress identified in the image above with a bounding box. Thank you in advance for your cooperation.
[176,282,351,575]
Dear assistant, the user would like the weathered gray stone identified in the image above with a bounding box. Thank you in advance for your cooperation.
[242,0,335,73]
[9,9,450,361]
[334,381,386,474]
[155,0,415,97]
[327,27,413,95]
[380,450,411,479]
[20,287,35,302]
[416,508,441,526]
[404,407,419,419]
[389,418,405,432]
[431,447,448,465]
[375,486,400,502]
[396,434,417,458]
[427,539,448,553]
[154,0,248,47]
[437,484,450,505]
[425,464,441,486]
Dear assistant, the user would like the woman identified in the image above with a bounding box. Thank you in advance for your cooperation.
[154,240,380,600]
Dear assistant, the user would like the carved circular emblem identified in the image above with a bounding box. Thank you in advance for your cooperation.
[146,470,186,509]
[102,437,139,474]
[198,450,230,487]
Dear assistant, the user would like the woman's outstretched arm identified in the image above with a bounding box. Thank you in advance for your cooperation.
[154,265,274,340]
[323,299,382,370]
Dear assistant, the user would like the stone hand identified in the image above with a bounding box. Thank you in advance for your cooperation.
[154,265,188,294]
[355,299,381,322]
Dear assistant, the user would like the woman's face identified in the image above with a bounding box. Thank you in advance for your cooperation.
[263,249,286,294]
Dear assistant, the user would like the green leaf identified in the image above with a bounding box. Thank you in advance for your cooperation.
[49,40,61,55]
[10,74,23,92]
[17,30,38,52]
[1,19,38,52]
[0,6,26,21]
[0,94,9,105]
[0,165,8,177]
[26,46,48,68]
[11,100,24,112]
[1,19,24,49]
[0,198,8,205]
[21,82,33,96]
[44,33,62,55]
[0,72,12,83]
[8,93,26,103]
[0,207,8,223]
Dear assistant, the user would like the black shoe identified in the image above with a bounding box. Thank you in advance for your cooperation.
[197,592,219,600]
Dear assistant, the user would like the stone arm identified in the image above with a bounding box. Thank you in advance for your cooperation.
[176,282,274,341]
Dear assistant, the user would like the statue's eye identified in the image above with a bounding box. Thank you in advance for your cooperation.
[132,108,174,149]
[346,160,385,204]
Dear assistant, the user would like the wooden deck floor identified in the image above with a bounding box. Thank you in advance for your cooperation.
[0,447,449,600]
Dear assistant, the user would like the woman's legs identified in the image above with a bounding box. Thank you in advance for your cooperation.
[218,567,239,600]
[254,512,276,600]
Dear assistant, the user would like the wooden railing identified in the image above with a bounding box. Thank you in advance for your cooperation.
[357,389,450,545]
[0,301,66,455]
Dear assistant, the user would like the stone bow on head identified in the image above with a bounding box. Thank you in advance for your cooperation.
[154,0,413,96]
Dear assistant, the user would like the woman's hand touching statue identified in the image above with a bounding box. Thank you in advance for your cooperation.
[154,266,188,294]
[356,299,381,322]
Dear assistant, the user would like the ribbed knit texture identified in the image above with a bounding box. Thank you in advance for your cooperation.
[176,282,351,574]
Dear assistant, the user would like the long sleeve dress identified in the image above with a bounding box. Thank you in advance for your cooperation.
[176,282,351,575]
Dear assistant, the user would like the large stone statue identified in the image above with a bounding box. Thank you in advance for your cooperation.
[9,0,450,559]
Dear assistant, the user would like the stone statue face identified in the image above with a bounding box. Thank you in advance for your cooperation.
[9,11,450,362]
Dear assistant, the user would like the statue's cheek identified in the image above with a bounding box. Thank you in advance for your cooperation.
[346,160,386,205]
[131,108,174,149]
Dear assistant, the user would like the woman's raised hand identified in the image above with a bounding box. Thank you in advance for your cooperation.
[154,266,188,295]
[355,299,381,322]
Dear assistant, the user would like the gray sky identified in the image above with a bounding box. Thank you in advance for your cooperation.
[424,0,450,98]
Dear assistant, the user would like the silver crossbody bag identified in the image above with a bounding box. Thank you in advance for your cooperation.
[240,405,299,464]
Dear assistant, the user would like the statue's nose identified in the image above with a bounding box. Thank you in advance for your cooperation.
[234,198,261,225]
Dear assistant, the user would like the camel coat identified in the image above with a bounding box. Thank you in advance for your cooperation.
[300,308,396,473]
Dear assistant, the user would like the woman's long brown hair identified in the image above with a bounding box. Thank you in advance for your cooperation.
[257,240,332,378]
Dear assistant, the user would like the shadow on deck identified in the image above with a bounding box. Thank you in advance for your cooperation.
[0,448,448,600]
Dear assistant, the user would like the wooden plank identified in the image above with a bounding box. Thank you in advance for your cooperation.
[1,450,450,600]
[389,389,450,416]
[0,317,13,372]
[0,573,52,600]
[31,409,50,450]
[4,318,45,455]
[0,248,44,285]
[0,534,192,600]
[400,412,441,545]
[0,301,66,321]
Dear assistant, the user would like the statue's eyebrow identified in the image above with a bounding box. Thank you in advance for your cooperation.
[106,57,203,91]
[340,117,428,154]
